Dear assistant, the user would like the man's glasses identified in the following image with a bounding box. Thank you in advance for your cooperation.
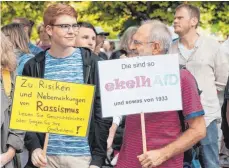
[51,23,80,33]
[132,40,154,46]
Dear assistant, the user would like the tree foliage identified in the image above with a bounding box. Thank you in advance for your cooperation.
[1,1,229,41]
[84,1,229,38]
[1,1,71,41]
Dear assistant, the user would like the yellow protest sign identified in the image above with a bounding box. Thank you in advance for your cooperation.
[10,76,95,137]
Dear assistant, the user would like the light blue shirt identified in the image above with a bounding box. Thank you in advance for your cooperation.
[29,42,43,55]
[178,41,195,60]
[44,48,91,156]
[15,50,34,75]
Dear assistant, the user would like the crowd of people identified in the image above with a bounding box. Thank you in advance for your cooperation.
[1,2,229,168]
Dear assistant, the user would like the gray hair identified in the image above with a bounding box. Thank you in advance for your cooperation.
[119,26,138,54]
[141,20,172,53]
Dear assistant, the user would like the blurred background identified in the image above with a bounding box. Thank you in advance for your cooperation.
[1,1,229,45]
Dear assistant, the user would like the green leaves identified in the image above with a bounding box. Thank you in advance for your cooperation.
[1,1,228,40]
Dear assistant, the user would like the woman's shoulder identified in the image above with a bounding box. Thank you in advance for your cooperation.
[18,52,34,62]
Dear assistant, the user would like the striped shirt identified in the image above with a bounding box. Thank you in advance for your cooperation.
[44,48,91,156]
[116,69,204,168]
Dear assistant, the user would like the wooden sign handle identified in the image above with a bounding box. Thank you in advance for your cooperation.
[40,133,49,168]
[141,112,147,154]
[43,133,49,155]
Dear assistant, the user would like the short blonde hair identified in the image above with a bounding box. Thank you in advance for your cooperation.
[1,23,30,54]
[1,32,17,71]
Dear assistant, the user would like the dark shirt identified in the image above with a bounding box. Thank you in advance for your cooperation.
[225,77,229,100]
[98,52,108,60]
[222,77,229,149]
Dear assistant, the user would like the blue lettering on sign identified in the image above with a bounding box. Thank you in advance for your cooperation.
[153,75,164,86]
[168,74,178,85]
[153,74,178,86]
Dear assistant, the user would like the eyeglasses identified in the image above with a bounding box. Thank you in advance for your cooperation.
[50,23,80,33]
[132,40,154,46]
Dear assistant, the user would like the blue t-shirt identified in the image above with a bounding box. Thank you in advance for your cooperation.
[29,42,43,55]
[45,48,91,156]
[16,52,34,76]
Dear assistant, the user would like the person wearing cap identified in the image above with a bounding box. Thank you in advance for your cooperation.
[94,26,109,60]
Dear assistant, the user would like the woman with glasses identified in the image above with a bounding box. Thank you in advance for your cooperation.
[119,26,138,57]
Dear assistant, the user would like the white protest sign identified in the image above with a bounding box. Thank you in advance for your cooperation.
[98,54,182,118]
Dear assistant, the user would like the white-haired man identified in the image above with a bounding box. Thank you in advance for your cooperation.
[115,20,206,168]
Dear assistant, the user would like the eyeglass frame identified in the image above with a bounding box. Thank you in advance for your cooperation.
[49,23,80,33]
[132,39,155,46]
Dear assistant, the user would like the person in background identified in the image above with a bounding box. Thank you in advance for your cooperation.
[119,26,138,57]
[94,26,110,60]
[12,17,43,55]
[102,40,112,58]
[109,50,127,60]
[170,4,229,168]
[105,26,139,167]
[1,32,25,168]
[75,21,97,52]
[36,23,51,50]
[218,37,229,112]
[102,41,116,59]
[95,26,109,49]
[107,26,138,153]
[109,41,115,52]
[220,76,229,168]
[1,23,34,75]
[219,37,229,168]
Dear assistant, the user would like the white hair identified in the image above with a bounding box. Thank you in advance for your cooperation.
[141,20,172,53]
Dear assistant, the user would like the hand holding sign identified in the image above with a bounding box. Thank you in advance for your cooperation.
[138,149,166,168]
[10,77,95,162]
[31,148,47,167]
